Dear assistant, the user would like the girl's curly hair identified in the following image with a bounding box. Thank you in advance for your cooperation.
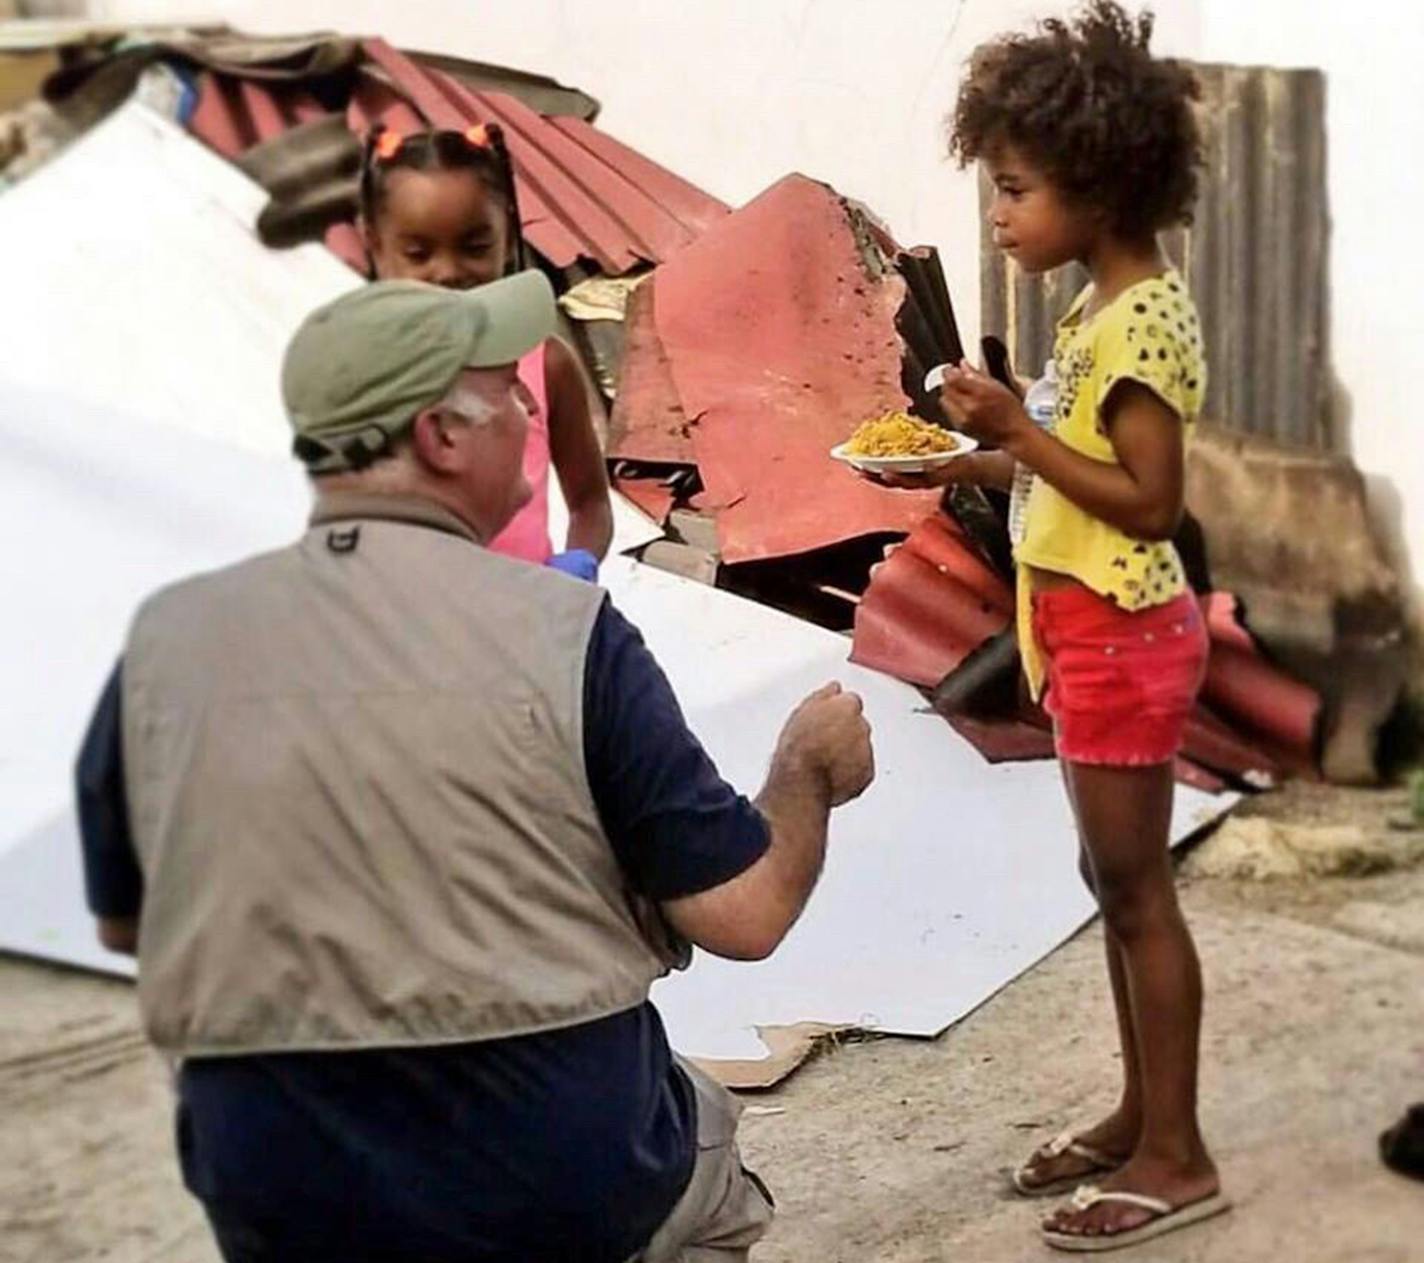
[949,0,1202,239]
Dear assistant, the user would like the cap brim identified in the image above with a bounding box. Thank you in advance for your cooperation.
[461,269,559,368]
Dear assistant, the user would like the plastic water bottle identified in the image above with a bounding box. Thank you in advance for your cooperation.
[1008,361,1057,545]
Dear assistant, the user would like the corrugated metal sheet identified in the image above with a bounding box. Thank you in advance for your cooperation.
[608,281,696,463]
[981,64,1329,448]
[852,512,1320,782]
[941,712,1232,793]
[187,37,729,276]
[610,473,677,526]
[650,174,941,562]
[406,50,599,122]
[189,74,329,154]
[850,512,1014,688]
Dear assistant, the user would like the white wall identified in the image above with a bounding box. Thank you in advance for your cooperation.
[84,0,1419,594]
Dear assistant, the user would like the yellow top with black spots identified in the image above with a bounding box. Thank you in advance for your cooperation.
[1015,269,1206,699]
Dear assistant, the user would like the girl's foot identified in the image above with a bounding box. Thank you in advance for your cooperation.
[1014,1114,1136,1195]
[1041,1153,1219,1240]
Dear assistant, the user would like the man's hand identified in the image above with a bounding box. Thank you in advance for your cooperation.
[771,682,873,807]
[938,361,1034,449]
[660,682,875,961]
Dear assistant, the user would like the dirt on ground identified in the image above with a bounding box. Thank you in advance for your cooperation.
[3,783,1422,1263]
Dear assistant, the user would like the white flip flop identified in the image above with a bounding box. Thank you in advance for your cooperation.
[1041,1183,1233,1252]
[1013,1130,1121,1198]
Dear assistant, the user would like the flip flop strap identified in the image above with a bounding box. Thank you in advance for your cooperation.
[1041,1130,1114,1168]
[1069,1185,1172,1215]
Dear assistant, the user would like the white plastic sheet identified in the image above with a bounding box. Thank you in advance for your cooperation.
[0,101,356,458]
[0,100,354,973]
[0,390,310,973]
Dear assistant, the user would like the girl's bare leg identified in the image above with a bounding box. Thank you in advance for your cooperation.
[1014,774,1141,1191]
[1071,750,1146,1151]
[1044,761,1218,1239]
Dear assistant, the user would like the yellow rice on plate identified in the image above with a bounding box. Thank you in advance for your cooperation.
[843,411,959,458]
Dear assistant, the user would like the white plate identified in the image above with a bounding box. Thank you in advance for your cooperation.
[830,432,979,475]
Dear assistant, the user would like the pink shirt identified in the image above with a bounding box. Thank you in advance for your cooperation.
[488,341,553,563]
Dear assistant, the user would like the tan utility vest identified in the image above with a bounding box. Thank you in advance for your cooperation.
[121,493,687,1057]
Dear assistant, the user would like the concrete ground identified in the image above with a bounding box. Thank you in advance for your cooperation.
[3,783,1422,1263]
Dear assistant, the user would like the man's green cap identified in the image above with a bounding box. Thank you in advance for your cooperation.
[282,271,557,473]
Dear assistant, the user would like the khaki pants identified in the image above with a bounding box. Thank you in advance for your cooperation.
[633,1058,776,1262]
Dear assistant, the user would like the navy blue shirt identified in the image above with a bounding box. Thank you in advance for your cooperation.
[76,596,769,1262]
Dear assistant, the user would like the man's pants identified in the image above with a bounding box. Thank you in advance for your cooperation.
[200,1056,773,1262]
[632,1058,776,1262]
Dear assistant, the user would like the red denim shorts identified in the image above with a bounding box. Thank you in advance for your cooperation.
[1032,586,1208,766]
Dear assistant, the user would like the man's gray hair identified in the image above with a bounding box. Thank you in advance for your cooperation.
[434,379,500,429]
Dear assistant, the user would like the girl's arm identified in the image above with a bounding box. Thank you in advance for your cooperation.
[545,337,614,559]
[941,365,1184,541]
[878,449,1015,491]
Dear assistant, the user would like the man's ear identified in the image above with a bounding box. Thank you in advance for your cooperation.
[409,408,461,472]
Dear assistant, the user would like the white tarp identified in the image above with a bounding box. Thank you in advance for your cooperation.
[0,389,312,973]
[0,99,354,973]
[0,99,1233,1075]
[0,100,356,459]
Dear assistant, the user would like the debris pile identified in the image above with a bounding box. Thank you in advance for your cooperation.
[3,20,1393,793]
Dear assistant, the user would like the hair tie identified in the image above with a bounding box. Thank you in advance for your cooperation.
[463,123,491,150]
[373,129,403,161]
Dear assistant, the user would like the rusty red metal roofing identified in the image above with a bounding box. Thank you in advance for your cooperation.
[1195,591,1321,772]
[1201,591,1255,652]
[611,474,677,526]
[187,38,729,275]
[1182,704,1283,783]
[649,175,941,562]
[946,685,1288,788]
[945,711,1230,792]
[608,281,696,464]
[1172,757,1229,795]
[851,516,1320,782]
[945,713,1055,763]
[850,513,1013,687]
[1201,642,1320,768]
[188,75,330,154]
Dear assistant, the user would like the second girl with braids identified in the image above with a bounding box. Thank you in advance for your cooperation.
[359,123,613,575]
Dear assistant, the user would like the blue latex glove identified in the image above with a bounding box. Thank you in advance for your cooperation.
[546,548,600,583]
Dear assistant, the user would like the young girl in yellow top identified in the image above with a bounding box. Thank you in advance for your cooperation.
[893,2,1228,1251]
